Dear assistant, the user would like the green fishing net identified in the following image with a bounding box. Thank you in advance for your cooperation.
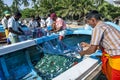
[35,53,80,80]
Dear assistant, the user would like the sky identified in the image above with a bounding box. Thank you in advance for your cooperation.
[4,0,13,7]
[105,0,114,4]
[3,0,32,9]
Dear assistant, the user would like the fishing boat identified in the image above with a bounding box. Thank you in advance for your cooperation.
[0,22,119,80]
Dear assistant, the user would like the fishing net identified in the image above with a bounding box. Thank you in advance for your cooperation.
[35,35,90,80]
[35,53,80,80]
[35,39,83,79]
[41,39,82,59]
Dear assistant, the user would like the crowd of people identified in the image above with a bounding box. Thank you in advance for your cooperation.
[1,11,67,44]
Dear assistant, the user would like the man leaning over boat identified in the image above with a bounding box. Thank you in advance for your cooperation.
[50,13,66,40]
[8,12,24,44]
[78,10,120,80]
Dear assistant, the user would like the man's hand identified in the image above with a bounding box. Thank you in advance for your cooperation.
[9,28,24,35]
[79,45,98,56]
[80,42,90,47]
[80,42,90,50]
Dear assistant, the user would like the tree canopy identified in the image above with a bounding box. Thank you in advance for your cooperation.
[0,0,120,20]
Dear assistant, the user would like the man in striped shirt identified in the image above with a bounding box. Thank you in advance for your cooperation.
[79,11,120,80]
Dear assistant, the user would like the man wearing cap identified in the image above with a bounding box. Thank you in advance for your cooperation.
[50,13,66,40]
[1,12,11,44]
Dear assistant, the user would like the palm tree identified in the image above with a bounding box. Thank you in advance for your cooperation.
[20,0,116,20]
[11,0,29,12]
[97,1,113,19]
[0,0,4,13]
[35,0,54,16]
[0,0,11,17]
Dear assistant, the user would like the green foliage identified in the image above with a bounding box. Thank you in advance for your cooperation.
[1,0,120,20]
[110,12,120,19]
[21,8,35,18]
[33,0,114,20]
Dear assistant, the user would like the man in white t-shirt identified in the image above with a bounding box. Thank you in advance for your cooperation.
[40,19,46,28]
[28,16,38,29]
[8,12,24,43]
[46,14,53,27]
[28,15,38,38]
[1,11,11,44]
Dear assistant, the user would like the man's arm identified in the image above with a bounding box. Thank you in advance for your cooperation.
[54,26,62,32]
[51,22,62,32]
[51,21,56,32]
[9,28,23,35]
[18,27,24,35]
[80,45,98,56]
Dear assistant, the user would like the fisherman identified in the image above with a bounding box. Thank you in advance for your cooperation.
[40,18,46,28]
[1,11,11,44]
[8,12,24,43]
[50,13,66,40]
[78,10,120,80]
[28,15,38,29]
[28,15,39,38]
[45,14,53,30]
[35,16,41,27]
[35,16,46,37]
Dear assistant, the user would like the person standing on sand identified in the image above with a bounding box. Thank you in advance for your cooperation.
[78,10,120,80]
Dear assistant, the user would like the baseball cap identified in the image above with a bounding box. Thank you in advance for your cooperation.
[5,14,10,16]
[4,11,10,16]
